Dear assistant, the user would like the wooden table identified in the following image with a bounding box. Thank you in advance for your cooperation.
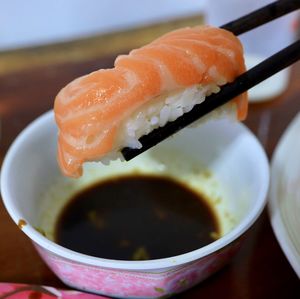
[0,24,299,298]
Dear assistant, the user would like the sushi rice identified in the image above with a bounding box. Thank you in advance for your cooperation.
[103,83,236,164]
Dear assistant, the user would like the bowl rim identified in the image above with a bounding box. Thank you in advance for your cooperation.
[1,110,270,270]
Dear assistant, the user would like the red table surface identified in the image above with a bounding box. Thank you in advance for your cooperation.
[0,55,299,298]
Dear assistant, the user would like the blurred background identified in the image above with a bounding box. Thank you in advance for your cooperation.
[0,0,205,51]
[1,0,297,101]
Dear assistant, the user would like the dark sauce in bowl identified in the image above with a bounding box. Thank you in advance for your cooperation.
[55,175,220,260]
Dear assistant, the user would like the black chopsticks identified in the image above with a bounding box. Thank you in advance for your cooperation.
[121,0,300,161]
[221,0,300,35]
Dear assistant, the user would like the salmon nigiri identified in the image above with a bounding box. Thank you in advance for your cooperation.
[54,25,247,178]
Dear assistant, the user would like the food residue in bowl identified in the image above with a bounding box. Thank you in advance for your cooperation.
[18,219,27,229]
[37,150,238,260]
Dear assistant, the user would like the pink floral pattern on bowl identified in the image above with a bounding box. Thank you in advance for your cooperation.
[0,282,104,299]
[35,239,241,298]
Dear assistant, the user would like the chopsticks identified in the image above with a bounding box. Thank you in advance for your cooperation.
[221,0,300,35]
[121,0,300,161]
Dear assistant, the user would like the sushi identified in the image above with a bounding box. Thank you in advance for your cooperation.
[54,25,247,178]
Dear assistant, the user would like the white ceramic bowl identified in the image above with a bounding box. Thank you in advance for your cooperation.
[1,111,269,298]
[269,112,300,278]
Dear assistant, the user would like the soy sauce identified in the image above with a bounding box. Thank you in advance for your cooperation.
[55,175,220,260]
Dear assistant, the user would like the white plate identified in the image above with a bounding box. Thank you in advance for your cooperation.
[269,112,300,277]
